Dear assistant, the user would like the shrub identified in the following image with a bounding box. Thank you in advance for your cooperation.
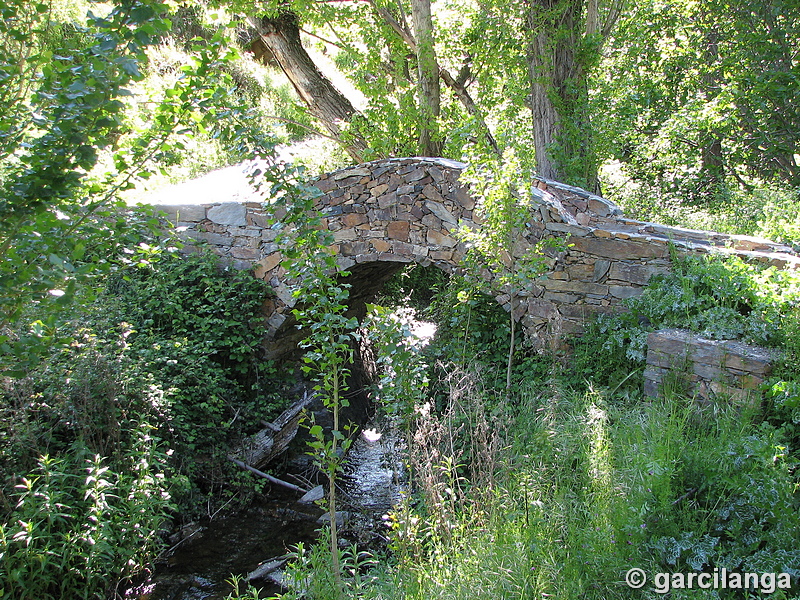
[570,249,800,393]
[2,247,294,525]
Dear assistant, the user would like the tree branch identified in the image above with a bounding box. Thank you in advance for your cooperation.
[261,114,352,145]
[368,0,417,50]
[228,456,309,493]
[439,67,500,156]
[601,0,625,39]
[369,2,500,156]
[299,26,349,51]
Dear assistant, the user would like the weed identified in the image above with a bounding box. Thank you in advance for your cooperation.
[0,436,170,599]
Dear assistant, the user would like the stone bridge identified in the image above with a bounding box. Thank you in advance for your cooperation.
[150,157,799,358]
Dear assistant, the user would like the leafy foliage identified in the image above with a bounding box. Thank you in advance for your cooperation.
[341,378,800,600]
[0,0,281,377]
[459,151,563,392]
[2,243,287,522]
[597,0,800,206]
[270,154,360,587]
[378,263,449,314]
[101,248,285,511]
[0,0,175,371]
[111,249,269,373]
[421,273,552,404]
[0,447,170,600]
[364,305,429,425]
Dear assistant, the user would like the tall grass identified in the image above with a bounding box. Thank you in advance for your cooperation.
[272,366,799,600]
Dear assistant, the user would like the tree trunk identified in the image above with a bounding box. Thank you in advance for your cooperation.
[252,11,368,162]
[374,2,499,156]
[526,0,597,187]
[410,0,442,157]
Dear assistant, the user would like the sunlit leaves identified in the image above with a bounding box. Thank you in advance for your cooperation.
[0,1,279,375]
[596,0,800,203]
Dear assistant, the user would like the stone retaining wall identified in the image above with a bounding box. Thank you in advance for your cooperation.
[521,178,799,342]
[644,329,776,401]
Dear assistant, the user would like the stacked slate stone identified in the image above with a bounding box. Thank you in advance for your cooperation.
[152,157,799,362]
[644,329,775,402]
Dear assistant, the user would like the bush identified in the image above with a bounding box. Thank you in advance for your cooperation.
[2,247,296,521]
[96,249,295,514]
[570,249,800,393]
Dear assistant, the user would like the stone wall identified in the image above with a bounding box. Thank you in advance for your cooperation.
[644,329,776,402]
[149,157,800,355]
[520,178,799,343]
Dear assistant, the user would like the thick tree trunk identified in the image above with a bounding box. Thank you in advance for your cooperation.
[528,21,565,181]
[252,12,368,162]
[411,0,442,157]
[526,0,597,187]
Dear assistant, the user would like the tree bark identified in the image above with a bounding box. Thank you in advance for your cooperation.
[527,20,566,181]
[526,0,598,188]
[440,66,501,156]
[251,11,368,162]
[410,0,442,157]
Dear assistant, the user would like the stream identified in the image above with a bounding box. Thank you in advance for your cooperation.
[125,416,404,600]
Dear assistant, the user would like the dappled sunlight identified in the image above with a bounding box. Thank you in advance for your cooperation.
[582,394,620,557]
[409,318,437,347]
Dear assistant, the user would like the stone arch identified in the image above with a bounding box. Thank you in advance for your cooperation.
[151,157,799,359]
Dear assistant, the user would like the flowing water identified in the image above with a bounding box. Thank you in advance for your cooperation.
[340,418,406,544]
[126,416,404,600]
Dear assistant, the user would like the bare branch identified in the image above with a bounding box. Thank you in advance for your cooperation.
[261,114,357,146]
[440,67,500,157]
[299,26,349,51]
[455,58,472,88]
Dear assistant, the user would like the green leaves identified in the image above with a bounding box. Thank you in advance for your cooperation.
[115,250,270,373]
[596,0,800,204]
[0,442,170,599]
[0,1,282,376]
[572,250,800,393]
[365,304,430,423]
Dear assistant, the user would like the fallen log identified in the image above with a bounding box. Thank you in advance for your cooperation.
[236,390,313,469]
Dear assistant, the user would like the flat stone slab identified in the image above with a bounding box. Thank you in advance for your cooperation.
[207,202,247,226]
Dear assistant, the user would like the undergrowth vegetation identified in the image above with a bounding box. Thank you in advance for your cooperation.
[245,360,799,600]
[0,242,292,598]
[3,220,799,599]
[2,234,799,599]
[2,2,799,599]
[224,255,799,600]
[572,248,800,390]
